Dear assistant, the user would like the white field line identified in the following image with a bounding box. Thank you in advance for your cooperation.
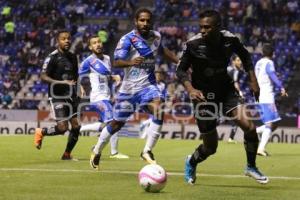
[1,168,300,181]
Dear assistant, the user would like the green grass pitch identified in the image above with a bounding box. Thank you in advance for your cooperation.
[0,136,300,200]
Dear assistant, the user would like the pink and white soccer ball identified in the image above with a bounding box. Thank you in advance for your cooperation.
[138,164,167,193]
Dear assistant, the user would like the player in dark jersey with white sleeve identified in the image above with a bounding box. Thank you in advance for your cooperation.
[176,10,269,185]
[34,30,81,160]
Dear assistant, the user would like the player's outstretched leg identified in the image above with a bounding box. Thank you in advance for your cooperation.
[34,126,65,149]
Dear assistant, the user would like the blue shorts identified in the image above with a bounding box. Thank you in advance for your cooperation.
[258,103,281,124]
[90,100,113,123]
[114,85,163,121]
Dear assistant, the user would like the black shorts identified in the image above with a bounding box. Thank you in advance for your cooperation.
[49,97,80,122]
[193,90,241,133]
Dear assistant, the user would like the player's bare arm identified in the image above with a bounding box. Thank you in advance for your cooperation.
[184,81,206,102]
[162,47,179,64]
[41,72,76,86]
[111,75,122,86]
[247,70,260,98]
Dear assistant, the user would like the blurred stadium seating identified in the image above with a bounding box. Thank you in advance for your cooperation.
[0,0,299,121]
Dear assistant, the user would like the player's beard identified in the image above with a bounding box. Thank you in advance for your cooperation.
[95,48,103,57]
[62,44,70,52]
[95,50,103,59]
[138,27,150,38]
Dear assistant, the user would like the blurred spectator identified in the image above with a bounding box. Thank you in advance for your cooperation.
[75,1,88,24]
[4,17,15,45]
[163,0,181,21]
[95,0,109,13]
[50,10,66,29]
[1,4,11,20]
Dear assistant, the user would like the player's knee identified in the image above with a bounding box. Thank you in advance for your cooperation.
[109,120,125,133]
[204,146,217,156]
[56,127,67,134]
[57,123,68,134]
[240,122,256,134]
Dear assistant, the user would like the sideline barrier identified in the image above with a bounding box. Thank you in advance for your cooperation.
[1,121,300,143]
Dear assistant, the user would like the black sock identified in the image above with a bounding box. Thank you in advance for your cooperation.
[65,126,81,153]
[244,131,259,168]
[43,126,64,136]
[189,144,208,167]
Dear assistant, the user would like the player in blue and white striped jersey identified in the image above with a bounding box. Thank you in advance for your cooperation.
[79,35,129,162]
[254,43,288,156]
[90,8,178,169]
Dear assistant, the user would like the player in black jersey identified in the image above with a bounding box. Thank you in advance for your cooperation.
[176,10,269,184]
[34,30,81,160]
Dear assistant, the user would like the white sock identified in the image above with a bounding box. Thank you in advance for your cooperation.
[258,127,272,152]
[140,118,152,139]
[143,121,162,153]
[109,132,118,155]
[80,122,102,132]
[93,126,112,154]
[256,125,266,134]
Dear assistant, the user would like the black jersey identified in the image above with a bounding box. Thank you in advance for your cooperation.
[176,30,253,95]
[42,49,78,97]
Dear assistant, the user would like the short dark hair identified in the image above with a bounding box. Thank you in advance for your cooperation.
[199,10,221,28]
[88,35,100,45]
[56,29,70,39]
[134,7,152,20]
[231,54,239,61]
[262,43,274,57]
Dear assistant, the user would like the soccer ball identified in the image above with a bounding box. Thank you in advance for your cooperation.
[138,164,167,193]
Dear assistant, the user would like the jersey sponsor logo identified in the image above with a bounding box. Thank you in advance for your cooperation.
[197,45,206,55]
[95,63,100,69]
[128,68,140,79]
[198,45,206,49]
[131,36,138,43]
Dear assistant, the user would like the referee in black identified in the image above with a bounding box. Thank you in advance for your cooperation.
[176,10,269,185]
[34,30,81,160]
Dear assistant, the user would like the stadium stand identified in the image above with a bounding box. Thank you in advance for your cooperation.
[0,0,299,121]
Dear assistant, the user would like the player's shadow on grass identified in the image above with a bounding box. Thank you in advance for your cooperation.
[140,191,170,195]
[270,153,298,157]
[199,183,274,190]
